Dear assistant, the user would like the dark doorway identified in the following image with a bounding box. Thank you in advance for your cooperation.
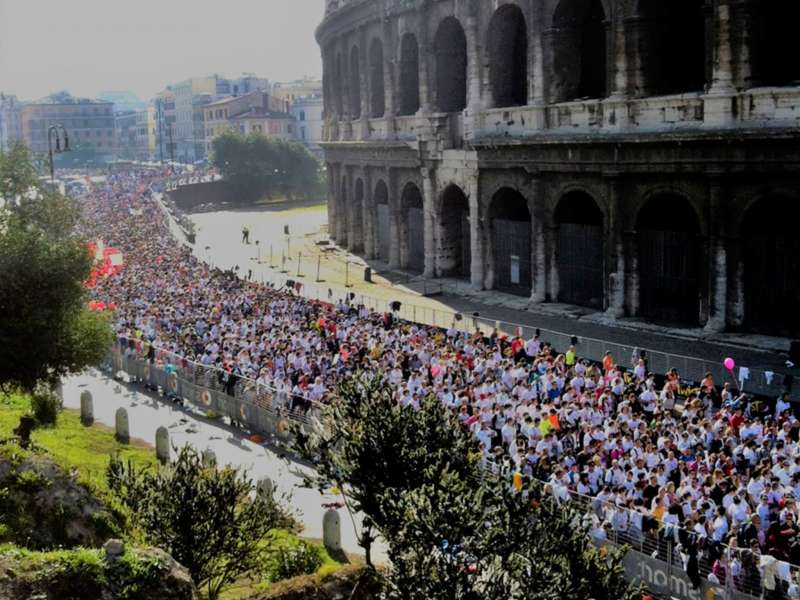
[374,180,390,261]
[434,17,468,113]
[555,191,604,308]
[743,196,800,337]
[349,46,362,119]
[352,178,364,253]
[753,1,800,86]
[551,0,607,102]
[490,188,531,296]
[637,194,703,325]
[402,183,425,273]
[439,185,471,278]
[369,39,385,118]
[488,4,528,107]
[637,0,706,96]
[399,34,420,116]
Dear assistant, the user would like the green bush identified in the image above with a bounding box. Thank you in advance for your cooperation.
[264,540,323,583]
[30,386,62,426]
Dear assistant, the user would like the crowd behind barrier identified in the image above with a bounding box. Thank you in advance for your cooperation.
[83,169,800,600]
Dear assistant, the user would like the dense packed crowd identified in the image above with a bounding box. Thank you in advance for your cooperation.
[82,170,800,595]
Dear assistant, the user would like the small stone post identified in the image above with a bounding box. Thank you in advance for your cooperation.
[322,508,342,553]
[202,448,217,468]
[80,391,94,426]
[115,407,130,444]
[256,477,274,499]
[155,426,170,464]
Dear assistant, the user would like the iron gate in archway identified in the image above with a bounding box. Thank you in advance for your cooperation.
[377,203,390,261]
[557,223,604,308]
[493,218,531,296]
[407,207,425,273]
[638,230,701,325]
[745,234,800,338]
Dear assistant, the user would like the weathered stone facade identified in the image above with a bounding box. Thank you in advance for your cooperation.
[317,0,800,338]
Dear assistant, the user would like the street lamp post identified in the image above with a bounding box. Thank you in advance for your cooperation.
[47,124,70,189]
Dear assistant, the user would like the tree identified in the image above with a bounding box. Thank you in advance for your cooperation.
[0,144,112,393]
[107,445,294,600]
[211,131,322,203]
[291,373,643,600]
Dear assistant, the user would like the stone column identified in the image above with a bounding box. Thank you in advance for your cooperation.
[346,169,357,252]
[358,27,370,139]
[530,5,547,129]
[465,11,483,140]
[704,179,728,333]
[727,238,745,329]
[417,7,434,115]
[382,19,396,137]
[604,174,626,317]
[604,11,631,129]
[326,164,336,240]
[363,170,376,260]
[705,0,736,126]
[467,173,484,291]
[388,171,401,269]
[624,230,640,317]
[545,225,559,302]
[530,177,547,303]
[421,167,436,278]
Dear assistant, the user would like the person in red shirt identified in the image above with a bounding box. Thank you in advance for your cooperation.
[729,408,744,433]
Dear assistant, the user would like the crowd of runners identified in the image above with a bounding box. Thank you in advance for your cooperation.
[81,169,800,596]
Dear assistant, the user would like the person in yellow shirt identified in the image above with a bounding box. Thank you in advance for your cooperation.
[566,345,576,367]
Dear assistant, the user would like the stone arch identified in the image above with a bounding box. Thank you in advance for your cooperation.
[352,178,365,253]
[551,0,607,102]
[401,182,425,273]
[489,187,532,295]
[437,184,471,278]
[741,194,800,337]
[752,2,800,87]
[369,38,385,118]
[373,179,390,261]
[399,33,420,116]
[433,17,468,113]
[636,0,706,96]
[554,191,604,308]
[349,45,362,120]
[636,193,704,325]
[488,4,528,108]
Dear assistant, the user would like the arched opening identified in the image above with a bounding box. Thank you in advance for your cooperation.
[434,17,467,113]
[374,180,390,261]
[636,194,704,325]
[488,4,528,107]
[369,39,386,118]
[555,191,604,308]
[742,196,800,337]
[352,178,364,253]
[399,34,420,116]
[551,0,607,102]
[637,0,706,96]
[439,185,471,279]
[335,53,345,117]
[753,2,800,87]
[349,46,362,120]
[490,188,531,295]
[401,183,425,273]
[338,176,349,244]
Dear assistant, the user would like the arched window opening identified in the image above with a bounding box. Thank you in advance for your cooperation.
[349,46,362,120]
[554,191,604,308]
[399,34,420,116]
[490,188,531,295]
[742,196,800,337]
[637,0,706,96]
[434,17,468,113]
[439,185,471,278]
[636,194,704,325]
[369,39,386,118]
[488,5,529,107]
[753,2,800,87]
[551,0,607,102]
[401,183,425,273]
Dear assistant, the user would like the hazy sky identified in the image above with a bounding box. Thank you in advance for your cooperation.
[0,0,325,102]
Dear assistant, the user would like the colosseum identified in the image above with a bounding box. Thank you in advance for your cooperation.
[316,0,800,339]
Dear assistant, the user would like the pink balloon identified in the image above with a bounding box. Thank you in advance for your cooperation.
[723,357,735,371]
[431,365,441,376]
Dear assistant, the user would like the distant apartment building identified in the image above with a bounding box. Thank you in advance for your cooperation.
[271,77,323,112]
[19,92,115,161]
[0,94,22,151]
[114,110,138,159]
[230,108,295,140]
[203,91,287,156]
[290,95,324,159]
[135,106,157,161]
[153,88,177,161]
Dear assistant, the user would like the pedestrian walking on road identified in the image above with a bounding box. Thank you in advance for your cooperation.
[241,225,250,244]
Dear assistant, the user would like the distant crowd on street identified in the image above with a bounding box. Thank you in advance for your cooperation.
[82,169,800,597]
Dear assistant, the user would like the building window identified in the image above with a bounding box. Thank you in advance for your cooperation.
[301,126,306,140]
[300,111,306,121]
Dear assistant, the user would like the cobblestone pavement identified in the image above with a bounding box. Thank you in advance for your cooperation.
[187,204,797,396]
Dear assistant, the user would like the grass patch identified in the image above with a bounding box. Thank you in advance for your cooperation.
[0,392,157,498]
